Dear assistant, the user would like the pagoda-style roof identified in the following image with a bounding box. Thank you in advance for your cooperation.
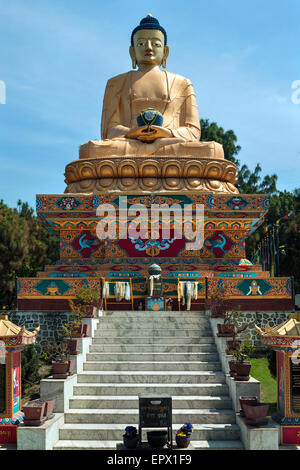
[0,314,40,347]
[256,316,300,352]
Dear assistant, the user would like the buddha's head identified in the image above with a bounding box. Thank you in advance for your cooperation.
[129,15,169,69]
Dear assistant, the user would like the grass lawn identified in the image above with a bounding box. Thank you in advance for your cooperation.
[249,357,277,416]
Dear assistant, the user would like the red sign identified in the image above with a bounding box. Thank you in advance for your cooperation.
[282,426,300,445]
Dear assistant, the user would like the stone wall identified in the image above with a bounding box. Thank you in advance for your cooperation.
[229,311,291,347]
[9,310,72,352]
[7,309,292,353]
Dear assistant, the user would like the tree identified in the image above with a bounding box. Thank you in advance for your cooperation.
[200,119,277,194]
[200,119,241,165]
[0,200,59,308]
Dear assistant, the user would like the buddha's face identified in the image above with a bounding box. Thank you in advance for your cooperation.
[130,29,169,67]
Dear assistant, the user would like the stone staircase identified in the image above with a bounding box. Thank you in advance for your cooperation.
[53,311,243,450]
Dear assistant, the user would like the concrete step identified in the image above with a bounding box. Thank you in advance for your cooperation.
[96,320,211,329]
[92,336,215,344]
[89,343,217,353]
[76,371,226,384]
[102,311,207,318]
[73,383,229,396]
[69,395,233,410]
[53,438,243,450]
[83,361,222,372]
[86,352,219,362]
[57,423,241,442]
[94,328,212,337]
[64,408,236,425]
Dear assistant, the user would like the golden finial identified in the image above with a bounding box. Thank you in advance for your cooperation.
[147,13,153,17]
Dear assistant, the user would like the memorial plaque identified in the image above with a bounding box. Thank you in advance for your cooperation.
[290,359,300,414]
[139,395,172,428]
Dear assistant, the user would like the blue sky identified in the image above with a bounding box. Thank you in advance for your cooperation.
[0,0,299,210]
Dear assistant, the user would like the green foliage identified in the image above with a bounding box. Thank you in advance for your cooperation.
[200,119,300,292]
[200,118,277,195]
[266,349,277,379]
[0,200,59,308]
[41,341,69,363]
[229,338,254,363]
[75,287,99,305]
[21,345,40,392]
[237,163,277,195]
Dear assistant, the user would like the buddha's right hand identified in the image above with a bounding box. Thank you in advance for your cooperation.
[125,126,150,140]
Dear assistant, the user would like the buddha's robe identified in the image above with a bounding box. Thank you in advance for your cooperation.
[79,70,224,159]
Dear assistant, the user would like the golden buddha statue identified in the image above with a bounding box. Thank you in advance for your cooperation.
[65,15,238,194]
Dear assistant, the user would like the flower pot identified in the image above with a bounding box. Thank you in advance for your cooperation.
[23,399,46,422]
[66,338,80,355]
[229,360,237,377]
[123,434,139,449]
[239,396,259,417]
[44,399,56,418]
[243,403,269,426]
[176,434,190,448]
[81,305,98,318]
[147,431,168,448]
[52,361,70,375]
[217,323,234,337]
[234,362,251,381]
[71,324,90,338]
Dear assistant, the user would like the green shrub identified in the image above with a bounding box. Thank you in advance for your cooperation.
[21,344,40,393]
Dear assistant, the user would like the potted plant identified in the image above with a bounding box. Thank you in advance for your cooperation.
[228,359,237,377]
[243,402,269,426]
[147,430,168,448]
[239,396,259,417]
[123,426,139,449]
[23,399,46,425]
[225,311,252,354]
[42,341,73,379]
[206,291,228,318]
[44,398,56,419]
[62,308,89,339]
[176,422,193,448]
[216,310,235,337]
[72,288,101,318]
[228,338,254,381]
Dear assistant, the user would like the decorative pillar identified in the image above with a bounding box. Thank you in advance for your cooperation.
[0,315,39,445]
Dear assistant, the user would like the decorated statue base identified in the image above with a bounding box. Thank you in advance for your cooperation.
[16,192,292,312]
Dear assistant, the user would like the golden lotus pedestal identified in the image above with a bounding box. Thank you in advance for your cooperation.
[64,155,239,194]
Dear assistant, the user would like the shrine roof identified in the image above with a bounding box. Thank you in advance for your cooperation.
[0,315,40,340]
[256,317,300,338]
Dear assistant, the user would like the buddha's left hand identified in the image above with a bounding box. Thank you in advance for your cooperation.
[137,126,173,142]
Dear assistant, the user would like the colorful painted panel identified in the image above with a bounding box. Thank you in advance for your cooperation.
[12,353,20,415]
[17,278,101,299]
[207,277,292,299]
[146,297,164,311]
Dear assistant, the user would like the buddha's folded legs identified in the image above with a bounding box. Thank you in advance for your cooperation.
[79,138,224,159]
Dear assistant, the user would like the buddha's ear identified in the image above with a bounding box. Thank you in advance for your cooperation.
[162,45,169,69]
[129,46,137,69]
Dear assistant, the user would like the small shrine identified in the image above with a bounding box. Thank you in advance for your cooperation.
[0,314,39,444]
[256,316,300,445]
